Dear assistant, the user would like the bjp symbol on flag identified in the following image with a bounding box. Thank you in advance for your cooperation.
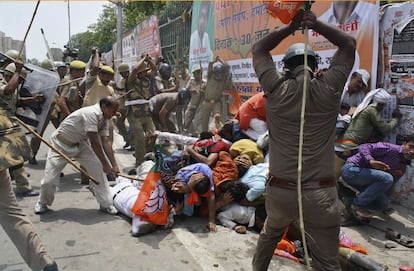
[131,161,169,225]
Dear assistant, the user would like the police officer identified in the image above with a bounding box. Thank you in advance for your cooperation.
[149,88,191,133]
[126,55,157,166]
[0,60,40,197]
[58,60,86,120]
[183,65,206,135]
[154,63,178,94]
[199,56,231,132]
[0,60,58,271]
[82,48,115,107]
[114,62,130,148]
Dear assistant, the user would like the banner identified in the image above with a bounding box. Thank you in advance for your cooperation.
[135,15,161,60]
[211,0,379,97]
[188,1,215,78]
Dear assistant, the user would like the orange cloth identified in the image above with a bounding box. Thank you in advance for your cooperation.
[234,92,266,130]
[186,189,211,206]
[212,151,239,192]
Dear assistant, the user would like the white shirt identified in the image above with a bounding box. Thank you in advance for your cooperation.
[57,103,109,142]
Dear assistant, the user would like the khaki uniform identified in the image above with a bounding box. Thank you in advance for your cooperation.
[59,76,85,120]
[126,76,155,165]
[0,99,55,270]
[184,77,206,133]
[252,56,353,271]
[37,104,114,208]
[199,77,228,132]
[0,78,33,193]
[154,75,175,95]
[149,93,179,132]
[82,75,114,107]
[114,77,129,145]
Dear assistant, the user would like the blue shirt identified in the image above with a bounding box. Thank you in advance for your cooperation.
[240,163,268,201]
[175,163,214,192]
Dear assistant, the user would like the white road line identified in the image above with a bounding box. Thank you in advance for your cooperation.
[172,228,227,271]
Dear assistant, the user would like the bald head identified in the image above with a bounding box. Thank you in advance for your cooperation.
[100,96,119,119]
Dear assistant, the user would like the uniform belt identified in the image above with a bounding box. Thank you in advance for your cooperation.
[266,174,336,190]
[56,132,78,146]
[112,185,134,200]
[335,139,357,145]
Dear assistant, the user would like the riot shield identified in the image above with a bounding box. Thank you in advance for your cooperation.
[15,63,59,133]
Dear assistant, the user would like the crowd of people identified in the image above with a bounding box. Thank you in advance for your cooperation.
[1,9,413,271]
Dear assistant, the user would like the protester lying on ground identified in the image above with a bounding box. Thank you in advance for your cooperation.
[217,181,266,234]
[230,139,264,165]
[185,132,231,168]
[340,136,414,220]
[111,176,157,237]
[169,163,217,232]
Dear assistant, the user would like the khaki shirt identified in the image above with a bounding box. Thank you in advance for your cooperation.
[256,59,352,183]
[82,75,114,107]
[186,77,206,107]
[60,76,85,113]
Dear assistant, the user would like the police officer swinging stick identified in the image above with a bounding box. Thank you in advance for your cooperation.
[267,1,314,269]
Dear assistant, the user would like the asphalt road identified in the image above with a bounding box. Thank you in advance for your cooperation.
[1,124,413,271]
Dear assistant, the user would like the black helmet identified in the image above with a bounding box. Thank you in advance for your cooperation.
[212,62,225,74]
[177,87,190,105]
[159,63,171,80]
[212,62,225,81]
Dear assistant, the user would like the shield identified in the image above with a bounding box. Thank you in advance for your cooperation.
[15,63,59,133]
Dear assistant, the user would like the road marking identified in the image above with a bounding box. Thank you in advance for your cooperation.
[172,228,227,271]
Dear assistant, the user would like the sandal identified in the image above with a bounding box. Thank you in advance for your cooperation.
[385,228,414,248]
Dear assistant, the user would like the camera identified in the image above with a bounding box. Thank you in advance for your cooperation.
[63,45,79,59]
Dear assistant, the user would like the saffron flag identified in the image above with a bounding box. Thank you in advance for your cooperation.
[266,1,307,24]
[131,157,169,225]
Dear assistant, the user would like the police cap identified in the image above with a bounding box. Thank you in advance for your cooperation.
[70,60,86,70]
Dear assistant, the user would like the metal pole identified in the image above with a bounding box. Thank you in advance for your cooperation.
[115,0,123,68]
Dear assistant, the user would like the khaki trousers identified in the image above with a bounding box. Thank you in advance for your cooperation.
[199,100,222,132]
[126,114,155,166]
[38,133,113,208]
[252,185,341,271]
[10,165,32,193]
[0,169,54,270]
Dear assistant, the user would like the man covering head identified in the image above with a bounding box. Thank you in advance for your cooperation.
[352,88,391,119]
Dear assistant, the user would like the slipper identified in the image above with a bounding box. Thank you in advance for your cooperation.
[385,228,414,248]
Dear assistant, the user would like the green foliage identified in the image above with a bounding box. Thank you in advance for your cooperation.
[123,1,166,32]
[66,1,170,59]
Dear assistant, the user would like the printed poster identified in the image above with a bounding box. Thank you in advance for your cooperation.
[211,0,379,97]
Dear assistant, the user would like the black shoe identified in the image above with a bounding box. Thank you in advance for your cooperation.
[15,189,40,197]
[123,142,130,148]
[43,261,58,271]
[28,157,38,165]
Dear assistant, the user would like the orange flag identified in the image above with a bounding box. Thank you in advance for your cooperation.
[131,160,169,225]
[266,0,307,24]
